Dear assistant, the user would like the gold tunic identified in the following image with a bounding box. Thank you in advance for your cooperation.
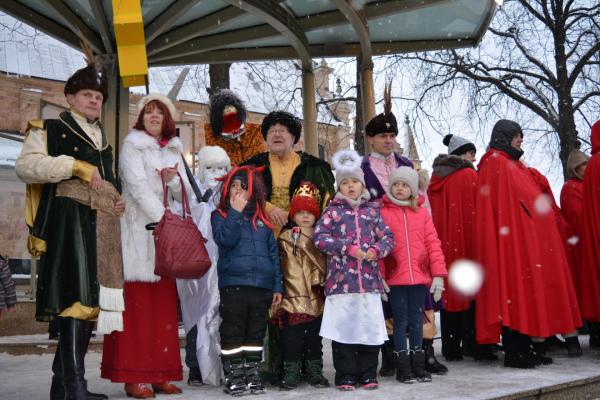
[271,227,326,318]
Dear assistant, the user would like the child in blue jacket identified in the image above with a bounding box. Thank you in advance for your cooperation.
[211,166,283,396]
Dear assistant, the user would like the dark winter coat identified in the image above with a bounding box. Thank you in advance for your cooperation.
[0,256,16,310]
[211,208,284,293]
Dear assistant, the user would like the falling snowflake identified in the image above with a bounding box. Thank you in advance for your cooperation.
[499,226,510,236]
[567,236,579,245]
[534,194,552,215]
[448,259,484,296]
[480,185,490,196]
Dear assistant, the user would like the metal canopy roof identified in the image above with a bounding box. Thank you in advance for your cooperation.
[1,0,497,68]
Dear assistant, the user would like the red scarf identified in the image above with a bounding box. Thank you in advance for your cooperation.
[145,130,169,148]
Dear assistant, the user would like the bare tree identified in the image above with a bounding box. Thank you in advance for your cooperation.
[384,0,600,179]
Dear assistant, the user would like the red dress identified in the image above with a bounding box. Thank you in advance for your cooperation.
[101,277,183,383]
[578,121,600,322]
[474,149,581,344]
[428,161,477,312]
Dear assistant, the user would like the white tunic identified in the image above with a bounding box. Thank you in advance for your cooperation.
[320,292,388,346]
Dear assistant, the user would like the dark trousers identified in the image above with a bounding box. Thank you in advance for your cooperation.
[219,286,272,350]
[389,284,426,351]
[185,325,199,369]
[281,317,323,362]
[331,341,379,385]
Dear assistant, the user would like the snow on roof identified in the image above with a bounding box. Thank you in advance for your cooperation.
[0,14,340,125]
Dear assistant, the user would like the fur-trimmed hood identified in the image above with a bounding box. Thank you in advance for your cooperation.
[432,154,475,178]
[123,129,183,152]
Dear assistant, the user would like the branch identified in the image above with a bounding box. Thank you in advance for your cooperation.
[566,29,595,59]
[573,91,600,112]
[516,0,554,29]
[568,40,600,87]
[488,27,557,85]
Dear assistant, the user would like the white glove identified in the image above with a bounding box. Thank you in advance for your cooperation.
[430,277,444,302]
[381,280,390,302]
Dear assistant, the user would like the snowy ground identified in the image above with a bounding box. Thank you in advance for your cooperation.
[1,338,599,400]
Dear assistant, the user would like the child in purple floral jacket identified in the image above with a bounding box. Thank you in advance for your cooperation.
[313,150,395,391]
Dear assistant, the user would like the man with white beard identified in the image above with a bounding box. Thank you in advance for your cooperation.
[176,146,231,386]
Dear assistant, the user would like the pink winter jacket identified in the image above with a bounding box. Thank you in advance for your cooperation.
[380,195,447,287]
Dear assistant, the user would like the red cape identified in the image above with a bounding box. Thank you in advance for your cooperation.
[579,121,600,321]
[474,149,581,344]
[428,165,477,312]
[560,178,585,302]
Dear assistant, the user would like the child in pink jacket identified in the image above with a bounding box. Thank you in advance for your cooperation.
[380,167,447,384]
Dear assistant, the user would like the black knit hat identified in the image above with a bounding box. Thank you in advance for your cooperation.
[261,111,302,144]
[489,119,524,160]
[365,80,398,137]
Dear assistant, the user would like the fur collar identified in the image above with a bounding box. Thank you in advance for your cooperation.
[432,154,474,177]
[123,129,183,152]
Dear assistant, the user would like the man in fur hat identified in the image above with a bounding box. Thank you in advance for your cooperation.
[204,89,265,166]
[241,110,335,384]
[15,59,123,400]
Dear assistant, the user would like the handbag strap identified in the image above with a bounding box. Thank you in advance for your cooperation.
[161,171,190,219]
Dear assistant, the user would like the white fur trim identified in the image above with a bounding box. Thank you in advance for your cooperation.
[99,286,125,312]
[137,93,177,118]
[96,310,123,334]
[124,130,183,153]
[331,149,362,172]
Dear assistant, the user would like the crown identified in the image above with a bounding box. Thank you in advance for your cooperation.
[292,181,321,204]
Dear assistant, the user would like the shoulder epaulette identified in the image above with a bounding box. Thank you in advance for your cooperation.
[26,119,45,134]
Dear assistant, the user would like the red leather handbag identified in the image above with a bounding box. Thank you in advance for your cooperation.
[153,172,211,279]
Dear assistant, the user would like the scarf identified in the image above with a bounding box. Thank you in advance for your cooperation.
[55,179,125,334]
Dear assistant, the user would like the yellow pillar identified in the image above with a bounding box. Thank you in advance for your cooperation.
[112,0,148,87]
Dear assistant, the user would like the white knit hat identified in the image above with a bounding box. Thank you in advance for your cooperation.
[136,93,176,118]
[443,134,476,156]
[197,146,231,183]
[389,166,418,199]
[331,149,365,188]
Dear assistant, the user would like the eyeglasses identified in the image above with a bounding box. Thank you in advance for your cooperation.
[267,128,290,135]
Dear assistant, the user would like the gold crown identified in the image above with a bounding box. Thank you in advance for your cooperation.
[293,182,321,204]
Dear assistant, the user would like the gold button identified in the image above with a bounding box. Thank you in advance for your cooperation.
[74,147,79,152]
[61,134,67,139]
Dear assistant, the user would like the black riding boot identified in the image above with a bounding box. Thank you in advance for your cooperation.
[422,339,448,375]
[59,317,108,400]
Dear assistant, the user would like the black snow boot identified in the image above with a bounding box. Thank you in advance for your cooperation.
[279,360,301,390]
[394,351,415,384]
[422,339,448,375]
[589,322,600,349]
[531,341,553,366]
[379,338,396,376]
[305,359,329,388]
[502,329,537,369]
[222,356,248,397]
[565,336,583,357]
[245,350,266,394]
[410,350,432,382]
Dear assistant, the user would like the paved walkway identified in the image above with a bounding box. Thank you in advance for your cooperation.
[1,338,599,399]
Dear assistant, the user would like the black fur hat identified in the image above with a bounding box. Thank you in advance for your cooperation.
[209,89,247,138]
[64,41,108,102]
[261,111,302,144]
[365,80,398,136]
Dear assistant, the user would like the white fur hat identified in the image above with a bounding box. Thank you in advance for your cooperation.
[197,146,231,183]
[136,93,176,118]
[331,149,365,188]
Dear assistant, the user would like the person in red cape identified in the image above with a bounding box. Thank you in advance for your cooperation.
[428,134,496,363]
[560,148,600,348]
[578,121,600,329]
[527,166,583,357]
[474,119,581,369]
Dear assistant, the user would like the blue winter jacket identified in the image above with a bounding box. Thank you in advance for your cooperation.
[211,208,284,293]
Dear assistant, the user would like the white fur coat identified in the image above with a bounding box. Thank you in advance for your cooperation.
[119,129,191,282]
